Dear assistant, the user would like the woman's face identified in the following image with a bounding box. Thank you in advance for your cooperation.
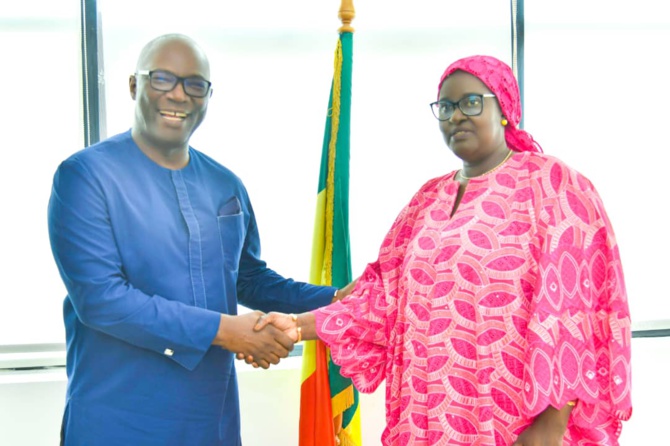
[437,71,507,163]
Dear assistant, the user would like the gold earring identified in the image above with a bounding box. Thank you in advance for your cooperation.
[501,118,508,126]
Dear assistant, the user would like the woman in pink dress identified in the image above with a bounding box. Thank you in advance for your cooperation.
[255,55,632,445]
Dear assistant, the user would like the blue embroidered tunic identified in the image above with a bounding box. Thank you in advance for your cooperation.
[48,131,334,445]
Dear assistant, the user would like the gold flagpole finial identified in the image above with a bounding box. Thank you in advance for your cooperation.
[339,0,355,33]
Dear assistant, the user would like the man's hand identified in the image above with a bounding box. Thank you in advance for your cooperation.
[236,312,299,367]
[213,311,294,369]
[334,278,359,302]
[511,403,573,446]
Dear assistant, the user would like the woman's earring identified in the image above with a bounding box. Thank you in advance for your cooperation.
[501,118,508,126]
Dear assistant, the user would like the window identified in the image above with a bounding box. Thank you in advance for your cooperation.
[9,1,661,345]
[524,0,670,324]
[3,0,510,344]
[0,0,82,345]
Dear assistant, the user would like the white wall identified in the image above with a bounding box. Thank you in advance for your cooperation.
[0,357,386,446]
[0,336,667,445]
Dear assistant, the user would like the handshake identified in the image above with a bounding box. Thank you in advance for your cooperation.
[215,280,357,369]
[233,311,307,369]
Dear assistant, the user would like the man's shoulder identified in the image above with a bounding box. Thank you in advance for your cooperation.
[189,148,243,183]
[63,131,133,166]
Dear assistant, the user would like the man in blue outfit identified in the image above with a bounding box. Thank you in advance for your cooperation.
[48,33,341,445]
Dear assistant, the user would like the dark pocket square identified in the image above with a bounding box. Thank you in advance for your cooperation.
[218,196,241,216]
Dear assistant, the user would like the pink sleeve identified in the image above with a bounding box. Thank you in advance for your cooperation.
[313,193,425,394]
[523,166,632,432]
[314,261,389,393]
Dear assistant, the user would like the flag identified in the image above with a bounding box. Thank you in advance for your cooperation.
[300,13,361,446]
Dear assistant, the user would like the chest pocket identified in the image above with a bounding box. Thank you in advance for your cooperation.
[217,211,244,272]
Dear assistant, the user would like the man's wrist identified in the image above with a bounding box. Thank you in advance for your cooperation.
[212,314,234,349]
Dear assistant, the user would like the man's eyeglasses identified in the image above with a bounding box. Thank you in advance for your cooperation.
[136,70,212,98]
[429,93,496,121]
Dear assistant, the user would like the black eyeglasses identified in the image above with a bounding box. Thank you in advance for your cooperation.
[136,70,212,98]
[429,93,496,121]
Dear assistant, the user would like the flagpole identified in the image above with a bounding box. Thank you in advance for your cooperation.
[331,3,358,445]
[339,0,355,32]
[300,2,358,445]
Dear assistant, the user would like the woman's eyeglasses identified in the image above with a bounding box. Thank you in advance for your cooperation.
[430,93,496,121]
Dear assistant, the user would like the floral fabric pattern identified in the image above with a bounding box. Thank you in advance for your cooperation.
[314,151,632,445]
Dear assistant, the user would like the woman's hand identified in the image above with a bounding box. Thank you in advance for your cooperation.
[511,403,573,446]
[254,312,299,341]
[215,311,294,369]
[334,278,359,302]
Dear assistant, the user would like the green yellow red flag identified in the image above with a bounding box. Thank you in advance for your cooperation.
[300,6,361,446]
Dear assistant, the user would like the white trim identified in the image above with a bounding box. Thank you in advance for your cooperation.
[0,367,66,385]
[632,319,670,331]
[0,343,66,370]
[0,342,304,373]
[3,320,670,371]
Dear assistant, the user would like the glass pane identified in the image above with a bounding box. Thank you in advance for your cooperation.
[0,1,82,344]
[525,0,670,323]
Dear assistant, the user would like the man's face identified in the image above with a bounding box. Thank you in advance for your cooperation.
[130,39,211,152]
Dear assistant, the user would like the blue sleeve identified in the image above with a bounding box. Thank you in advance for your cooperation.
[48,159,220,371]
[235,201,336,313]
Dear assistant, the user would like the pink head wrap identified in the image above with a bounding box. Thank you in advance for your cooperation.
[438,55,542,153]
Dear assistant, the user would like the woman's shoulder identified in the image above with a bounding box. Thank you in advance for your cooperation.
[389,172,458,221]
[521,151,571,172]
[521,151,596,193]
[418,170,459,193]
